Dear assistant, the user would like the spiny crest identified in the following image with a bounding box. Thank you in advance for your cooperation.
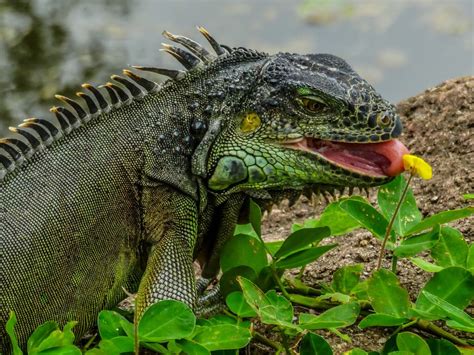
[0,27,228,182]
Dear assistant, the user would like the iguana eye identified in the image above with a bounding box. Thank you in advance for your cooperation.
[300,98,326,113]
[240,112,261,133]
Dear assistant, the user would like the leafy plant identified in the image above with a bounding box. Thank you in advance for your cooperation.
[6,156,473,354]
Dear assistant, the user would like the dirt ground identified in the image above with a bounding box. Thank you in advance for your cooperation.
[255,76,474,353]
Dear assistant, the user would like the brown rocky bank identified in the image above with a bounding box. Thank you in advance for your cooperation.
[255,76,474,354]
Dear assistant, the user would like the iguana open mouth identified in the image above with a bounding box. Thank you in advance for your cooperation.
[283,138,409,178]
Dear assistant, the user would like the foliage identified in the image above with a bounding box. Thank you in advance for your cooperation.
[6,175,473,354]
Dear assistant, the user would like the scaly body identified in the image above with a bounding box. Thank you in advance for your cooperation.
[0,28,408,352]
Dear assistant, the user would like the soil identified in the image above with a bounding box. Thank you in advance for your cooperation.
[254,76,474,354]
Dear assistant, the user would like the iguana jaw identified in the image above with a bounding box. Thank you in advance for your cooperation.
[282,138,409,178]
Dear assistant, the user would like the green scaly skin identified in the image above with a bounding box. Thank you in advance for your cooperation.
[0,28,404,353]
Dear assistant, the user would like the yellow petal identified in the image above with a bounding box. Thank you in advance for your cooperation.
[403,154,432,180]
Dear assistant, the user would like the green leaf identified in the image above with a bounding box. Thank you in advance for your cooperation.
[192,324,251,351]
[299,302,360,329]
[257,265,277,291]
[463,193,474,200]
[317,292,351,304]
[220,234,268,274]
[421,291,474,327]
[445,320,474,332]
[220,266,258,297]
[426,338,460,355]
[368,269,410,318]
[275,244,337,269]
[431,227,468,268]
[467,244,474,272]
[249,199,262,237]
[396,332,431,355]
[409,257,443,273]
[264,240,284,256]
[237,277,298,329]
[394,226,440,258]
[265,290,294,323]
[31,321,77,353]
[234,223,258,238]
[339,199,392,242]
[27,321,57,353]
[36,345,81,354]
[138,300,195,342]
[332,264,363,295]
[96,336,134,354]
[97,310,129,340]
[405,207,474,236]
[119,319,134,338]
[6,311,23,355]
[378,175,422,236]
[346,349,369,355]
[303,197,363,235]
[274,227,330,258]
[141,341,169,353]
[225,292,257,318]
[299,332,333,355]
[176,339,210,355]
[359,314,409,329]
[351,280,369,301]
[415,267,474,319]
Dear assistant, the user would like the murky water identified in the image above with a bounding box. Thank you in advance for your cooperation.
[0,0,472,134]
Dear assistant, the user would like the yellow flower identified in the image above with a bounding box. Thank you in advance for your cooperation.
[402,154,432,180]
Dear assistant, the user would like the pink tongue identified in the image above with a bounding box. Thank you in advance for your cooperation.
[319,139,409,177]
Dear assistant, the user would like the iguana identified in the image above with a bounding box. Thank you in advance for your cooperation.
[0,27,409,353]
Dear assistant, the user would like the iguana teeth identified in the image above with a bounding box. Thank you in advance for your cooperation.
[348,186,354,196]
[162,30,214,63]
[311,192,320,206]
[111,75,145,100]
[161,43,202,70]
[363,187,370,198]
[196,26,226,56]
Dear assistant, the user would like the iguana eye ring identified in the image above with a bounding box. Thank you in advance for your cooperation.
[299,98,326,113]
[376,113,391,126]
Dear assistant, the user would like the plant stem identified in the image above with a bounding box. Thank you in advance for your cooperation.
[416,319,469,346]
[82,333,97,351]
[253,331,284,352]
[297,265,306,279]
[285,277,322,296]
[377,174,413,270]
[270,264,291,299]
[288,293,335,309]
[391,255,398,274]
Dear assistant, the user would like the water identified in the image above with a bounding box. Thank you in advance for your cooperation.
[0,0,472,134]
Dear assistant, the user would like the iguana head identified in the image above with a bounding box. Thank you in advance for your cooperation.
[205,52,409,194]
